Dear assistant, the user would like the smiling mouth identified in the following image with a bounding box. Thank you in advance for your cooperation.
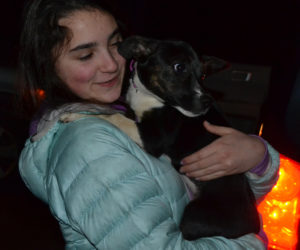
[97,76,119,87]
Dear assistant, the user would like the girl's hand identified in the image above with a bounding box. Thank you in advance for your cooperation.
[179,121,265,181]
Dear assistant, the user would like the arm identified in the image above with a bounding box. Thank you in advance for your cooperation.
[47,118,265,249]
[245,142,279,202]
[180,121,280,200]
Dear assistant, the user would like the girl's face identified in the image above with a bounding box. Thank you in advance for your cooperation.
[55,9,126,104]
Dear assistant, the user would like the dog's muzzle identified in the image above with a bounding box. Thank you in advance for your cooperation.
[189,94,213,116]
[174,94,213,117]
[200,95,213,110]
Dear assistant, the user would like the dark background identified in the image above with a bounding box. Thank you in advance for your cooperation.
[0,0,298,249]
[0,1,296,67]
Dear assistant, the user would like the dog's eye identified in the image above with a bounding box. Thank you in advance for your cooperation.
[173,63,186,73]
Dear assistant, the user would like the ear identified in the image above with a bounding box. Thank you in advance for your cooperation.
[201,55,230,76]
[118,35,159,62]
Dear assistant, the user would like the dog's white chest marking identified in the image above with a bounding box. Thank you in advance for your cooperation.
[127,70,164,121]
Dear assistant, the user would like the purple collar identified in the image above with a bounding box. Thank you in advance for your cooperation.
[129,59,138,90]
[129,59,135,72]
[111,104,127,112]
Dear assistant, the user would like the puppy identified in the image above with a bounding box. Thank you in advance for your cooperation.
[61,36,260,240]
[117,36,260,240]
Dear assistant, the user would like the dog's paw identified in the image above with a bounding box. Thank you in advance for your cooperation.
[99,113,144,148]
[60,113,85,123]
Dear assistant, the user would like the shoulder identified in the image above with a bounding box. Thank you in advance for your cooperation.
[48,116,165,189]
[54,116,132,150]
[49,116,138,178]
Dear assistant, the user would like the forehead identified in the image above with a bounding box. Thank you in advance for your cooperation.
[59,8,116,27]
[58,9,117,48]
[158,42,197,62]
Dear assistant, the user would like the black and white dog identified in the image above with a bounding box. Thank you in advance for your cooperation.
[117,36,260,240]
[61,36,260,240]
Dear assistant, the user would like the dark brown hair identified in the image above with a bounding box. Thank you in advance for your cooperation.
[18,0,127,118]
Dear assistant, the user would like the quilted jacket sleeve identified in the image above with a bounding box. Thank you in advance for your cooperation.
[46,118,266,250]
[246,143,280,203]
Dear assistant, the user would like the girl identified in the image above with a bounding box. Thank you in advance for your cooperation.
[18,0,279,249]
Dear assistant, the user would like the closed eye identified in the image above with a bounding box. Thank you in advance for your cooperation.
[109,30,123,48]
[79,53,93,61]
[110,41,122,47]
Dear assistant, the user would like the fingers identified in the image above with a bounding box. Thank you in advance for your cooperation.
[180,150,235,181]
[182,121,235,164]
[179,146,230,181]
[179,121,249,181]
[181,162,227,181]
[203,120,235,137]
[180,150,215,171]
[179,121,241,181]
[195,170,227,181]
[181,137,219,165]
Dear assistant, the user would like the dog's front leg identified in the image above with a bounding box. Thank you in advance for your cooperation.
[98,113,143,148]
[60,113,143,147]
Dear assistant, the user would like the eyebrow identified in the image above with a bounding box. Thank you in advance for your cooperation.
[69,42,97,52]
[109,28,121,41]
[69,28,121,53]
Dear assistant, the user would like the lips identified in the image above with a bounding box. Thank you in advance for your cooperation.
[97,75,119,88]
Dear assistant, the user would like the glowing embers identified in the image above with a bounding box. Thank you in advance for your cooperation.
[258,155,300,249]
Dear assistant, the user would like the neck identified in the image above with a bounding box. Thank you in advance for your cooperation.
[126,71,164,122]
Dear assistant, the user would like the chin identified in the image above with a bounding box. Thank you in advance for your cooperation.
[98,90,122,104]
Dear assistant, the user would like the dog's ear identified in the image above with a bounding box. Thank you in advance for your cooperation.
[118,36,159,62]
[201,55,230,76]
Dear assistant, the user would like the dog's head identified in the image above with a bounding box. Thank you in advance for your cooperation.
[118,36,228,117]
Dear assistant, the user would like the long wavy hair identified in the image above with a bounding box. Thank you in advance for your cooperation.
[17,0,127,118]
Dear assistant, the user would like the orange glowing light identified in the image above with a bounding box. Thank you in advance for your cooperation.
[258,155,300,249]
[36,89,46,100]
[259,123,264,137]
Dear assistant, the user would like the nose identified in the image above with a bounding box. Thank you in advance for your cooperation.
[98,50,118,73]
[188,94,212,115]
[200,95,213,109]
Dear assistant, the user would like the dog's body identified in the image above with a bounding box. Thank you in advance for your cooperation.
[61,36,260,240]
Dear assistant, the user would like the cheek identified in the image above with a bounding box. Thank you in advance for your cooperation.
[68,66,95,84]
[59,65,96,99]
[57,59,95,86]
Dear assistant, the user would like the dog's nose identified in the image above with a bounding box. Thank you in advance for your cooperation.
[200,95,213,109]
